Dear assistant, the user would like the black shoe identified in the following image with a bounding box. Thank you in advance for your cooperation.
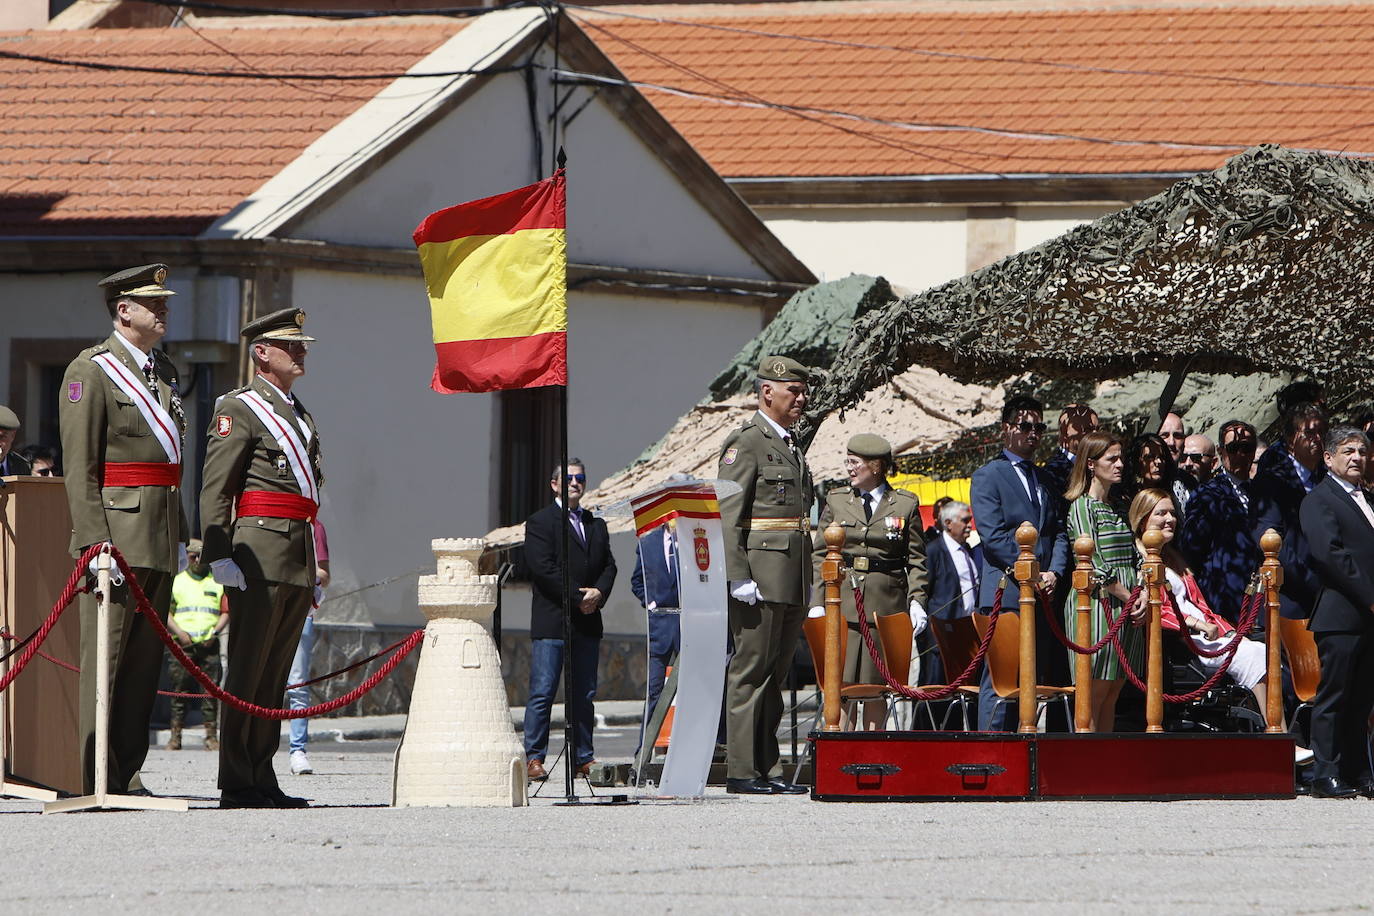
[1353,781,1374,799]
[125,787,157,798]
[261,786,310,808]
[1310,776,1358,799]
[219,788,275,809]
[725,777,773,795]
[765,778,808,795]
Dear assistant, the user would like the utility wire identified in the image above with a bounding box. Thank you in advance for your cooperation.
[130,0,528,19]
[566,3,1374,97]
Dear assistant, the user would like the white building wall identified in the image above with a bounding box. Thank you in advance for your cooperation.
[291,269,765,631]
[292,69,772,280]
[1014,204,1116,252]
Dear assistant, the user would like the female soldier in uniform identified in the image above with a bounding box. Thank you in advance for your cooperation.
[811,434,929,730]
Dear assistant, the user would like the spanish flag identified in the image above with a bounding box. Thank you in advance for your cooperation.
[414,170,567,393]
[631,485,721,537]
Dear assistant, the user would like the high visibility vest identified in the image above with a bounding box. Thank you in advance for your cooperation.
[171,571,223,642]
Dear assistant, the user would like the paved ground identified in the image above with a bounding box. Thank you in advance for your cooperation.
[2,717,1371,914]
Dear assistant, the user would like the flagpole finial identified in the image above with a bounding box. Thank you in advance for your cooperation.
[556,146,567,171]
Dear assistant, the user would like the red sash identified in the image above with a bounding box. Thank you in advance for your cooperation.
[236,490,318,522]
[103,461,181,487]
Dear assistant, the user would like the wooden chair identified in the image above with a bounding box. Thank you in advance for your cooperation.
[927,615,982,730]
[802,616,887,730]
[972,612,1074,731]
[879,612,975,730]
[1280,617,1321,735]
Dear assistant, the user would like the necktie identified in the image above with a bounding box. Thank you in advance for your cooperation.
[783,433,799,465]
[141,357,159,399]
[863,492,874,521]
[961,544,980,609]
[1017,461,1042,517]
[569,508,587,545]
[1228,474,1250,513]
[1353,489,1374,530]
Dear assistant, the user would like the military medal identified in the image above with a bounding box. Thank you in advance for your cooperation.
[884,516,904,540]
[276,455,290,478]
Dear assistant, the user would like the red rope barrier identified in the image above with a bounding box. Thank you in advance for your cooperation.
[107,547,424,720]
[1037,584,1135,655]
[853,580,1003,701]
[0,543,102,694]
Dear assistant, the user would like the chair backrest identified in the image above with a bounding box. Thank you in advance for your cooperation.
[1279,617,1321,703]
[971,611,1019,698]
[874,612,913,686]
[931,615,981,686]
[802,614,849,688]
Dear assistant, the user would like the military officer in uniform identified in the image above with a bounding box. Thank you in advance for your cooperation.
[811,433,929,729]
[717,355,814,795]
[200,308,323,809]
[60,263,189,795]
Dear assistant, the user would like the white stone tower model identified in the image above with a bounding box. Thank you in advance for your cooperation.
[393,538,527,807]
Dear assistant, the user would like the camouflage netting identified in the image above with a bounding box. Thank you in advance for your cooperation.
[801,145,1374,444]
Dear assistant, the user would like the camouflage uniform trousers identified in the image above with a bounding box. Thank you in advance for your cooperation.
[168,637,222,729]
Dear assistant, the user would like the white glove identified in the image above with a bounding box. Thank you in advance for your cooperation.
[313,585,325,608]
[909,599,929,635]
[177,543,189,573]
[87,543,126,587]
[211,558,247,591]
[808,605,826,618]
[729,579,760,605]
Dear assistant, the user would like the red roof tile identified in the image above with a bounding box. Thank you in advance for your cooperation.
[577,0,1374,180]
[0,23,460,235]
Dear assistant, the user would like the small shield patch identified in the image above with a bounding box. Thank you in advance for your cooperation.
[215,415,233,438]
[723,447,738,465]
[67,381,82,402]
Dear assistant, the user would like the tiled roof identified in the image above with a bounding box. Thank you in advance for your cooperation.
[575,0,1374,179]
[0,24,459,235]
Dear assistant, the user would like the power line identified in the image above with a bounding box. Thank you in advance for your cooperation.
[566,3,1374,97]
[130,0,527,19]
[0,45,532,81]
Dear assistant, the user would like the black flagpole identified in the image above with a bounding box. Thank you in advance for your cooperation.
[558,381,577,802]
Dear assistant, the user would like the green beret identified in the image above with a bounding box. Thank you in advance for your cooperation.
[243,308,315,343]
[847,433,891,459]
[0,405,18,430]
[99,264,175,303]
[757,354,808,382]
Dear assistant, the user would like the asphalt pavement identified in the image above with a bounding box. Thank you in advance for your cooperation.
[2,711,1372,913]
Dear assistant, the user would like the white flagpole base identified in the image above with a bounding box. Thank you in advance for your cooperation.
[1,780,58,802]
[43,793,188,815]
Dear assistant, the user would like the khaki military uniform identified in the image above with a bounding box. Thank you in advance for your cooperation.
[717,411,814,781]
[199,374,322,794]
[60,333,188,794]
[812,485,928,683]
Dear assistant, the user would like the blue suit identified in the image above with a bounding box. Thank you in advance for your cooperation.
[1177,473,1260,623]
[970,453,1070,730]
[1251,441,1325,620]
[927,537,982,622]
[630,527,682,743]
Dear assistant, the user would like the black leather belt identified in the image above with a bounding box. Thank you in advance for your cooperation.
[844,554,905,574]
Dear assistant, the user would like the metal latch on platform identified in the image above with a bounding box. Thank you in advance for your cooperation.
[841,763,901,776]
[945,764,1006,777]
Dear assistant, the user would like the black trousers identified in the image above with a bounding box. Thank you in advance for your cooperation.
[1311,629,1374,784]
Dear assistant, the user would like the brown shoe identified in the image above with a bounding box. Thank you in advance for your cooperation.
[204,725,219,752]
[165,726,182,751]
[576,760,596,778]
[526,758,547,781]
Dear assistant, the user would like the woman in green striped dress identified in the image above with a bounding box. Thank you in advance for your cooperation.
[1062,431,1148,732]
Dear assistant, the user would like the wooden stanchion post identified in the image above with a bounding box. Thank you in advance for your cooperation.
[821,520,845,732]
[1260,528,1284,734]
[1072,535,1096,734]
[1141,528,1165,734]
[1014,522,1039,735]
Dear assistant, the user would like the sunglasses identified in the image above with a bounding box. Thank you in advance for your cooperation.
[34,468,55,477]
[1180,453,1209,463]
[1012,422,1048,434]
[564,473,586,483]
[1222,440,1257,454]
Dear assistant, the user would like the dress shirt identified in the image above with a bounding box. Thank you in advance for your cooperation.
[258,376,312,443]
[858,483,888,520]
[1221,470,1250,512]
[1289,453,1316,493]
[941,531,979,615]
[1332,476,1374,530]
[555,499,588,543]
[756,410,799,458]
[112,329,152,366]
[1003,449,1040,510]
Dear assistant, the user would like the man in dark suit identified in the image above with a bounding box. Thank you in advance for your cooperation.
[1253,402,1329,621]
[970,395,1070,731]
[0,406,32,477]
[1041,403,1098,507]
[630,521,681,752]
[1298,427,1374,798]
[924,499,981,686]
[523,458,616,782]
[1178,419,1262,622]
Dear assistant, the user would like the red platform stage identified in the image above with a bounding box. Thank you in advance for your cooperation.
[810,731,1296,802]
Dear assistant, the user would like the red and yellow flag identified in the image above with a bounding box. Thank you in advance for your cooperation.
[630,486,721,537]
[413,170,567,393]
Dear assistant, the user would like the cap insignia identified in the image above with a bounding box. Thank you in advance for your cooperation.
[154,266,167,285]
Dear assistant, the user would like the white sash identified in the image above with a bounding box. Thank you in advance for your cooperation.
[236,390,319,505]
[90,351,181,464]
